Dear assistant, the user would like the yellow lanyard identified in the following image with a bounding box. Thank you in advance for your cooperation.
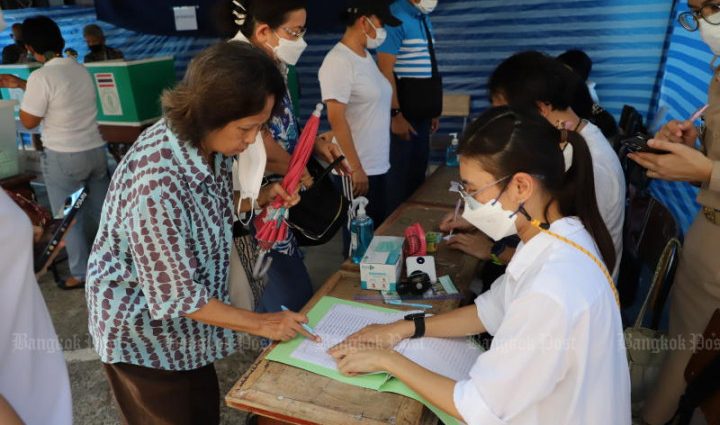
[530,220,621,308]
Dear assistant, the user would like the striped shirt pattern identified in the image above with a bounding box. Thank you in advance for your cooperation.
[377,0,436,79]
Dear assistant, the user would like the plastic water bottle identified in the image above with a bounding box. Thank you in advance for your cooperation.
[350,197,374,264]
[446,133,459,167]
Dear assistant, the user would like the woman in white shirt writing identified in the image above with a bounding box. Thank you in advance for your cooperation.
[330,106,631,425]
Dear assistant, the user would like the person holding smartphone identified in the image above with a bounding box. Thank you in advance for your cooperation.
[629,1,720,423]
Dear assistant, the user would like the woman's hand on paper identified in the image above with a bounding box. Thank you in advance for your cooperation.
[335,349,397,376]
[328,321,411,359]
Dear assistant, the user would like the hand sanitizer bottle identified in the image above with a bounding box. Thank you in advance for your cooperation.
[350,197,374,264]
[446,133,459,167]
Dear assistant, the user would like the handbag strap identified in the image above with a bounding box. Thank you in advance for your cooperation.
[420,15,439,77]
[633,238,681,328]
[314,155,346,184]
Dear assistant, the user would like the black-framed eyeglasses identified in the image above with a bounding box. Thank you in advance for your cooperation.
[678,1,720,32]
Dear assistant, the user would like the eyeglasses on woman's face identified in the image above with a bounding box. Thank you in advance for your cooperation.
[679,0,720,31]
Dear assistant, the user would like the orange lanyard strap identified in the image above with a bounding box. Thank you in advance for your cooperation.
[530,220,620,308]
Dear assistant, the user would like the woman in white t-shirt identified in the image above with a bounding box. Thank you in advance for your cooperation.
[319,0,400,244]
[0,17,109,290]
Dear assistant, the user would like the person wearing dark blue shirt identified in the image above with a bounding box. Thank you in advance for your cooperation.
[377,0,443,212]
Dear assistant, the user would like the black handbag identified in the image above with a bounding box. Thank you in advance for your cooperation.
[396,15,443,121]
[287,156,349,246]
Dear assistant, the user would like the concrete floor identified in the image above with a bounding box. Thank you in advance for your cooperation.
[39,233,345,424]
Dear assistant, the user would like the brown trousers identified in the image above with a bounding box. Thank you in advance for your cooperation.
[103,362,220,425]
[642,212,720,424]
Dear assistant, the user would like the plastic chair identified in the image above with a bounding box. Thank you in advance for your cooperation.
[618,195,682,329]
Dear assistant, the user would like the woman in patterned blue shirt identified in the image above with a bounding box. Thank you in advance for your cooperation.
[86,42,318,424]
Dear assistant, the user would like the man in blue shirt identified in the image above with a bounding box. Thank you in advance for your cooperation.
[377,0,442,212]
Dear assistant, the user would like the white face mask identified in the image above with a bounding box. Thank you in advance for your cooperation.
[268,32,307,66]
[364,18,387,49]
[415,0,438,14]
[460,177,519,241]
[232,131,267,218]
[700,19,720,56]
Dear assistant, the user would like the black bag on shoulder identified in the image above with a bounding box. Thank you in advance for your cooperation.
[396,15,443,121]
[287,156,349,246]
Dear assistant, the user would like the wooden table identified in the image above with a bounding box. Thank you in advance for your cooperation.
[408,166,460,209]
[226,168,479,425]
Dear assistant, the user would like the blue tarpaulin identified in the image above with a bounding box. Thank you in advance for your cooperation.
[0,0,708,234]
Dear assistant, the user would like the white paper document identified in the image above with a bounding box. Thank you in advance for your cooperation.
[290,303,482,381]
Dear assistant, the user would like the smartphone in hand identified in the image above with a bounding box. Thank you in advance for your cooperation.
[621,134,670,155]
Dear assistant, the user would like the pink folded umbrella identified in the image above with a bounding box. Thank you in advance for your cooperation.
[253,104,324,278]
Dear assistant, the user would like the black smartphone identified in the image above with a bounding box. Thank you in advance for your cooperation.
[620,134,669,155]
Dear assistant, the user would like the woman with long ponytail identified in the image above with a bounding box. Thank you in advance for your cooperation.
[558,130,617,273]
[327,106,631,425]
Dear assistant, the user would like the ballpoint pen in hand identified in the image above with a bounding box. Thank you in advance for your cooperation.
[280,305,321,341]
[444,198,463,241]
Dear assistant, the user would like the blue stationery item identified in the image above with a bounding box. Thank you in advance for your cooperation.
[386,300,433,309]
[350,197,374,264]
[280,305,319,337]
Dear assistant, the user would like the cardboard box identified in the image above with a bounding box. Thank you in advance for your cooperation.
[360,236,404,291]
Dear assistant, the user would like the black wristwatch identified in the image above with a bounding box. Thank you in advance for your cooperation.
[404,313,426,339]
[391,108,402,117]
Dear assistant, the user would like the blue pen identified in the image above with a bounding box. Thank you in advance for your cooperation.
[280,305,319,339]
[387,300,433,309]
